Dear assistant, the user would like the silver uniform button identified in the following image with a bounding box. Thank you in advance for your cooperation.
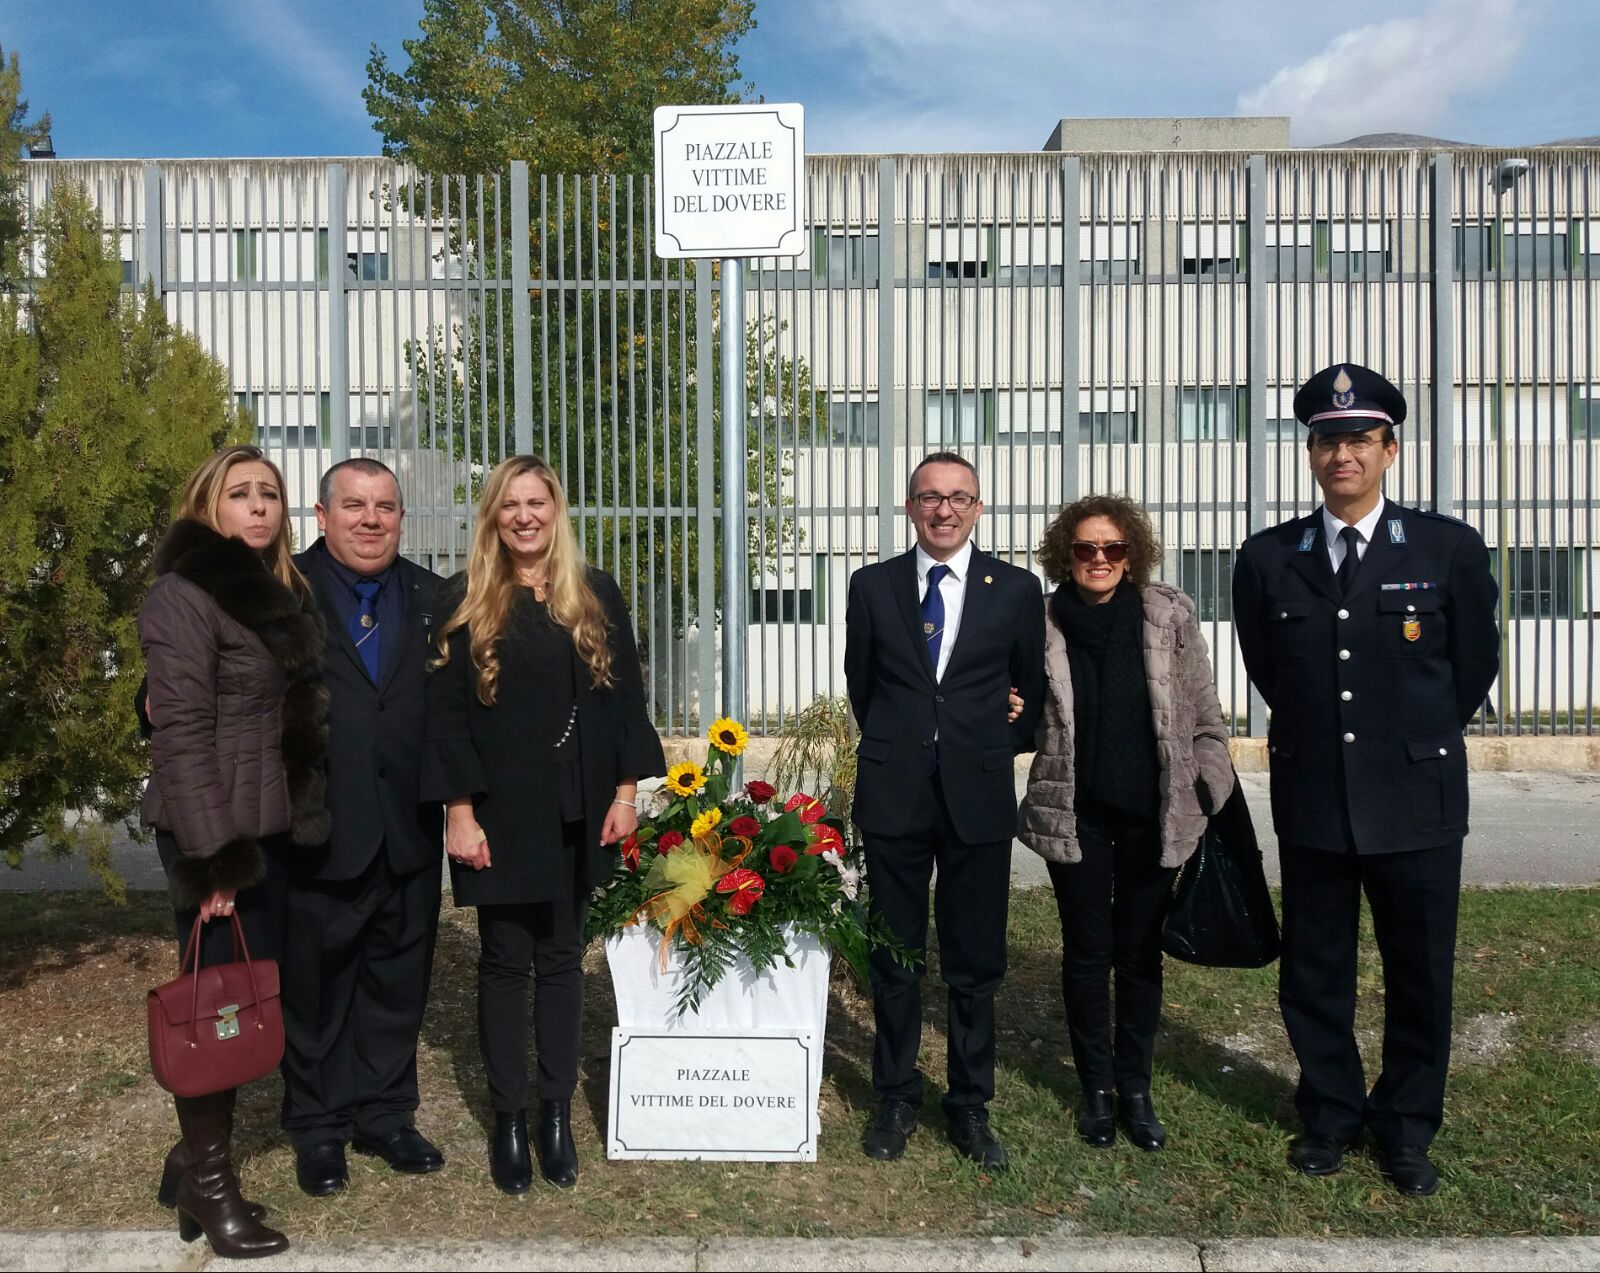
[1438,747,1448,756]
[1339,649,1351,660]
[1341,690,1353,701]
[1279,611,1289,619]
[1337,608,1350,620]
[1407,604,1417,613]
[1343,732,1355,743]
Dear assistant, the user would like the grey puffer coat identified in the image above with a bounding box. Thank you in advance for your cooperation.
[1018,582,1234,868]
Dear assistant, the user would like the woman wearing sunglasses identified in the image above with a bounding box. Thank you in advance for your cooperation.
[1018,494,1234,1152]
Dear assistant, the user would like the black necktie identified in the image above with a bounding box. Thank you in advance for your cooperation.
[1336,526,1362,597]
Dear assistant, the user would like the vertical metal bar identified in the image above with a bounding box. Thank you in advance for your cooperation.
[1060,155,1081,506]
[876,157,898,559]
[327,165,350,461]
[695,264,716,726]
[510,160,533,455]
[1246,155,1268,735]
[140,164,163,295]
[1430,155,1456,516]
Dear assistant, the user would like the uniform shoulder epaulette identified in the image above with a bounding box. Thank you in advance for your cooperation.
[1415,508,1475,529]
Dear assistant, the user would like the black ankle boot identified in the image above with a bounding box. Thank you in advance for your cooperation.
[535,1098,579,1188]
[490,1110,533,1195]
[1117,1090,1167,1151]
[1077,1088,1116,1148]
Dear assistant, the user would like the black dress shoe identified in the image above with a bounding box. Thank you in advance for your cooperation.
[1381,1145,1440,1197]
[491,1110,533,1195]
[1288,1133,1350,1177]
[861,1100,919,1161]
[1116,1091,1167,1152]
[353,1125,445,1175]
[946,1106,1009,1171]
[1076,1089,1116,1148]
[296,1140,348,1197]
[534,1099,579,1189]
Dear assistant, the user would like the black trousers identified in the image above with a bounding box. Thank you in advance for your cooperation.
[1279,839,1462,1150]
[477,884,590,1113]
[864,773,1011,1114]
[157,831,290,968]
[280,852,442,1149]
[1046,806,1175,1094]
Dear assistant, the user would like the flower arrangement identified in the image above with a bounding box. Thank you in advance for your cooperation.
[587,717,900,1015]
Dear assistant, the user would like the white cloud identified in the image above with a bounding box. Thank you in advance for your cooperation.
[1236,0,1525,143]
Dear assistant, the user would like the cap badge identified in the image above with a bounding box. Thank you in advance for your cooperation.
[1332,367,1356,410]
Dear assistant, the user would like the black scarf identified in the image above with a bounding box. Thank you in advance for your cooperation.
[1050,582,1159,820]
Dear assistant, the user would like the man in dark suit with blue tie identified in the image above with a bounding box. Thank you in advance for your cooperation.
[282,458,447,1195]
[1233,365,1499,1197]
[845,452,1046,1169]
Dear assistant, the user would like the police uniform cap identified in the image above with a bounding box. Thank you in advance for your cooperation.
[1293,363,1407,435]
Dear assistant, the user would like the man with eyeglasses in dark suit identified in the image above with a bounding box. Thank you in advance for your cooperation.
[844,451,1046,1170]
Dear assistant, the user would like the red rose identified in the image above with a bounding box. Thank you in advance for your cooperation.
[806,824,844,856]
[657,830,685,854]
[621,833,640,872]
[727,816,761,840]
[768,843,798,874]
[716,867,766,915]
[745,780,777,804]
[784,793,826,824]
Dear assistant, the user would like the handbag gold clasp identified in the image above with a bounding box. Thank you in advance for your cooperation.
[215,1005,241,1041]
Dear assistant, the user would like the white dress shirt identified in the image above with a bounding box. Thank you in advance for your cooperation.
[916,539,973,684]
[1322,500,1386,575]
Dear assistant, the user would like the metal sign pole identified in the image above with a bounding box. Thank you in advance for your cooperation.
[719,256,747,749]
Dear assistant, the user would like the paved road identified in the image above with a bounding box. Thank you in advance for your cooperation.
[6,772,1597,894]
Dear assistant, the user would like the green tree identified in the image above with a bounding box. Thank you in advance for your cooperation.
[0,184,248,890]
[1,43,50,285]
[364,0,755,174]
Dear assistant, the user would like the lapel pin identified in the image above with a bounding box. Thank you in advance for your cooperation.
[984,575,993,584]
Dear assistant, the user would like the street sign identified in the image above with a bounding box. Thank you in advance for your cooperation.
[653,103,805,259]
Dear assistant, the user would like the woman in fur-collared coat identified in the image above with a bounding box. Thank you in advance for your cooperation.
[1018,493,1235,1156]
[138,443,329,1260]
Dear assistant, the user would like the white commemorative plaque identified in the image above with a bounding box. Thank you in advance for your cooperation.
[653,103,805,259]
[607,1028,818,1161]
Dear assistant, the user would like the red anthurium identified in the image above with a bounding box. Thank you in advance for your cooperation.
[657,830,685,854]
[716,868,766,915]
[745,780,777,803]
[727,815,761,840]
[621,833,640,871]
[806,823,844,855]
[768,844,798,874]
[784,793,826,824]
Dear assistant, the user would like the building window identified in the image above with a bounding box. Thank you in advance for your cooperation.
[828,396,879,445]
[1180,550,1234,622]
[926,225,990,280]
[1181,223,1245,276]
[1456,220,1584,277]
[233,229,261,282]
[1573,386,1600,439]
[750,556,828,624]
[1499,547,1579,619]
[925,390,995,445]
[1079,404,1139,444]
[1179,386,1248,441]
[238,390,331,449]
[348,252,391,282]
[812,229,878,286]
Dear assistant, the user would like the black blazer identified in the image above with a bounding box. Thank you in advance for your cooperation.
[845,547,1046,844]
[423,567,666,907]
[293,540,445,882]
[1233,500,1499,855]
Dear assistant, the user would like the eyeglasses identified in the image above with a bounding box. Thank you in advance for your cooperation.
[1071,540,1130,564]
[1311,434,1382,457]
[911,491,978,511]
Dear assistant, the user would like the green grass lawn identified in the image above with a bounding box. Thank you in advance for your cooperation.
[0,886,1595,1239]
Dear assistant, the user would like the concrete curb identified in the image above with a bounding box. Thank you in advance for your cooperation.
[3,1232,1597,1272]
[661,733,1600,777]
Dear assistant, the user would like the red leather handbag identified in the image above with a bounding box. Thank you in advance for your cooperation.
[147,915,284,1097]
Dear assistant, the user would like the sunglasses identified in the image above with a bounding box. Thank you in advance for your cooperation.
[1071,540,1131,564]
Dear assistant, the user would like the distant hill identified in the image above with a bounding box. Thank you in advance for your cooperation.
[1317,132,1600,149]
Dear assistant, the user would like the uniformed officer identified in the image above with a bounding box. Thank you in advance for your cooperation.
[1232,363,1499,1197]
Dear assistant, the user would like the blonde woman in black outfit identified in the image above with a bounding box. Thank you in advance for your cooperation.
[425,455,664,1193]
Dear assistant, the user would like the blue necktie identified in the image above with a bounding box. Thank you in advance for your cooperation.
[922,563,950,672]
[350,578,382,683]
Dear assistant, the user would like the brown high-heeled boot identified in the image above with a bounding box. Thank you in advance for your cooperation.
[172,1092,288,1259]
[159,1088,266,1217]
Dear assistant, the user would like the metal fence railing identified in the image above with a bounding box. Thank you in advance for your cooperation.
[22,149,1600,735]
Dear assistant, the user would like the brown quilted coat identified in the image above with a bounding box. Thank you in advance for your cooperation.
[1018,582,1235,867]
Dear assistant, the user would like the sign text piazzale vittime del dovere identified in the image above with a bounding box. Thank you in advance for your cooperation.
[653,104,805,259]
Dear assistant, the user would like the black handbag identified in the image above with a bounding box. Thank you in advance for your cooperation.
[1161,778,1281,968]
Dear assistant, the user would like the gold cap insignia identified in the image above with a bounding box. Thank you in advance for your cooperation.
[1332,366,1356,410]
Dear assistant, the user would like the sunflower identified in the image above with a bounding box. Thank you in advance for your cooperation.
[689,807,723,841]
[666,761,707,797]
[708,717,749,757]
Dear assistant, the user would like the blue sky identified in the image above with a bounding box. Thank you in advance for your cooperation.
[5,0,1596,158]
